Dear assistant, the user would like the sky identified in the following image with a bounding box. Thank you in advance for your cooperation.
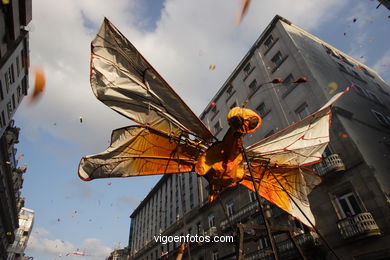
[10,0,390,259]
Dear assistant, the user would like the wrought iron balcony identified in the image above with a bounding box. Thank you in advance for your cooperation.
[312,154,345,176]
[337,212,381,239]
[277,231,319,252]
[220,201,258,230]
[204,226,218,236]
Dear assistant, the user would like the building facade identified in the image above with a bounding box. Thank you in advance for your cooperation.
[0,1,32,259]
[129,15,390,259]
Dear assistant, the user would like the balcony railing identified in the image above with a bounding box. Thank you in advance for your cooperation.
[220,201,258,230]
[312,154,345,176]
[337,212,381,239]
[277,231,319,252]
[204,226,218,236]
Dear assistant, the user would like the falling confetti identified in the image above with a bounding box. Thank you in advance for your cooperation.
[360,56,364,59]
[357,65,365,70]
[328,82,338,94]
[53,123,57,126]
[79,116,83,123]
[6,232,12,236]
[210,102,216,107]
[368,37,376,42]
[5,161,11,165]
[353,18,357,23]
[30,67,46,103]
[209,64,216,71]
[115,216,120,220]
[2,0,10,5]
[151,74,156,80]
[339,57,345,63]
[236,0,251,25]
[343,32,346,36]
[107,182,112,186]
[339,133,348,138]
[17,154,25,160]
[57,218,61,222]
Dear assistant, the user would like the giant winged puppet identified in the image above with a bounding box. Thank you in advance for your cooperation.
[78,18,345,227]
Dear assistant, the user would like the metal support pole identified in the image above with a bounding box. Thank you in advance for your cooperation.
[242,148,279,260]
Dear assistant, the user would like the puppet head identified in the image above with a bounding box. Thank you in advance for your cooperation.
[228,107,262,134]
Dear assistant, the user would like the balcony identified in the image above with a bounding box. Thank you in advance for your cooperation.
[337,212,381,240]
[220,201,258,230]
[204,226,218,236]
[312,154,345,177]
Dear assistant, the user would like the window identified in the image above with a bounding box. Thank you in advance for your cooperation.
[335,192,362,218]
[210,105,218,120]
[323,45,340,58]
[354,85,367,97]
[337,62,347,72]
[16,56,20,77]
[197,222,203,234]
[296,102,310,120]
[7,101,12,119]
[366,91,383,105]
[214,121,222,135]
[17,85,21,102]
[264,35,274,49]
[12,94,15,109]
[212,251,219,260]
[271,51,284,67]
[371,110,388,126]
[226,201,234,216]
[248,79,257,94]
[264,130,275,138]
[5,72,10,93]
[283,74,294,88]
[244,63,252,75]
[248,190,257,202]
[340,55,354,67]
[230,101,238,109]
[226,84,234,97]
[9,65,15,83]
[208,214,215,228]
[0,80,3,100]
[361,67,374,78]
[256,102,268,118]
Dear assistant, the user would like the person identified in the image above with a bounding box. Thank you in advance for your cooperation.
[176,242,188,260]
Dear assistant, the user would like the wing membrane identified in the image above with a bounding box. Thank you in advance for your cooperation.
[91,18,214,142]
[240,165,321,227]
[79,126,206,181]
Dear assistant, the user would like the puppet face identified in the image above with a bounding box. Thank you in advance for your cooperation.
[227,107,262,134]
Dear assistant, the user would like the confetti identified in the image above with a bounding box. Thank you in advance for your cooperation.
[357,65,365,70]
[6,232,12,236]
[328,82,338,94]
[339,57,345,63]
[360,56,364,59]
[107,182,112,186]
[209,64,216,71]
[5,161,11,165]
[368,37,376,42]
[57,218,61,222]
[210,102,216,107]
[353,18,357,23]
[338,133,348,138]
[79,116,83,123]
[343,32,346,36]
[236,0,251,25]
[53,123,57,126]
[30,67,46,103]
[17,154,25,160]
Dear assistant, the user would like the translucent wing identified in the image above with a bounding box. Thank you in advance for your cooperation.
[240,165,320,227]
[242,92,346,226]
[91,18,214,142]
[79,126,207,181]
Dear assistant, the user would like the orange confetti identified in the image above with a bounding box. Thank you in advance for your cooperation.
[236,0,251,25]
[30,67,46,103]
[338,133,348,138]
[357,65,364,70]
[17,154,25,160]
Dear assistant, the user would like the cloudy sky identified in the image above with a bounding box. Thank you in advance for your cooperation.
[12,0,389,259]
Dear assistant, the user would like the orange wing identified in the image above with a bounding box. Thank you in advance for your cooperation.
[79,126,206,181]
